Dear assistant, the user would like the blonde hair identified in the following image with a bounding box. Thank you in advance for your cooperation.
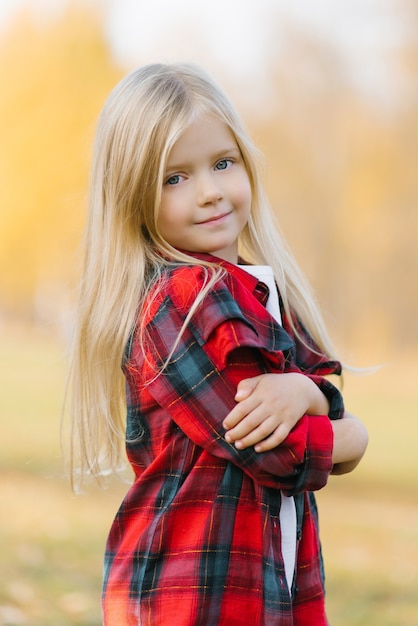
[66,63,339,486]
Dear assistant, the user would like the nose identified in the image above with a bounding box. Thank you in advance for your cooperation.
[196,172,224,206]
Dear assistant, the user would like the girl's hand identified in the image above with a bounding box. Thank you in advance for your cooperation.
[222,373,329,452]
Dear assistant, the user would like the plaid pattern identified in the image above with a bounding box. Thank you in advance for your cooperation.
[102,254,344,625]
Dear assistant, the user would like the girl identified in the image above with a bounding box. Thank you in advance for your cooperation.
[68,63,368,625]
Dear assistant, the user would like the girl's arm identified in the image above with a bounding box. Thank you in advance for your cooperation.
[223,374,368,475]
[140,337,334,496]
[331,411,368,474]
[223,372,329,452]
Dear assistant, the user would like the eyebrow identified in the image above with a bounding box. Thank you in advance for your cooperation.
[165,145,241,173]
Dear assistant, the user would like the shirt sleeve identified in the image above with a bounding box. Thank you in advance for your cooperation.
[281,306,345,421]
[135,268,333,495]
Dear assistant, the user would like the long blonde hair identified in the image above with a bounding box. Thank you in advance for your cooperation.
[66,63,339,486]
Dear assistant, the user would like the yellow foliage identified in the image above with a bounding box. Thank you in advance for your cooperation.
[0,3,417,358]
[0,4,123,311]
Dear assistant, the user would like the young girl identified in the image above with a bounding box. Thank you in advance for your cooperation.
[68,63,368,625]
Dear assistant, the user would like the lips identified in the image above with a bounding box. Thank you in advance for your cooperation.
[197,211,232,225]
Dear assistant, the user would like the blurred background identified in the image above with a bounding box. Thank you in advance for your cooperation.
[0,0,417,624]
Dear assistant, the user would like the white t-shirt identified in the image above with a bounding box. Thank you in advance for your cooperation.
[238,265,297,592]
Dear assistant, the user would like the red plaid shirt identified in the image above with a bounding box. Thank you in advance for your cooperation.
[102,254,343,625]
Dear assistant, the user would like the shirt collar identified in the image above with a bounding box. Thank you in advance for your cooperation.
[185,251,270,306]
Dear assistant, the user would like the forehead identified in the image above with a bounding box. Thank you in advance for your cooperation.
[166,111,238,167]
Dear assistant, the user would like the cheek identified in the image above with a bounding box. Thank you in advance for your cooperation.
[233,175,252,211]
[156,204,173,240]
[157,198,190,245]
[158,197,178,228]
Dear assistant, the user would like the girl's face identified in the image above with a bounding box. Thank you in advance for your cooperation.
[157,111,252,264]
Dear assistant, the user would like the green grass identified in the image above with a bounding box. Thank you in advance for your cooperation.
[0,324,417,625]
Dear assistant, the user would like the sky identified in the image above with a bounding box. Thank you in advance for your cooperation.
[0,0,405,103]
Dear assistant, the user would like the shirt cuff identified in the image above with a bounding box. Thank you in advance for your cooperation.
[306,374,344,420]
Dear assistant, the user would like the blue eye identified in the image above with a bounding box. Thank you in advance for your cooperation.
[165,174,181,185]
[215,159,232,171]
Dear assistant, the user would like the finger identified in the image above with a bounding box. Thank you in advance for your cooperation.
[223,400,269,440]
[234,376,260,402]
[233,415,280,449]
[222,396,261,430]
[254,423,291,453]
